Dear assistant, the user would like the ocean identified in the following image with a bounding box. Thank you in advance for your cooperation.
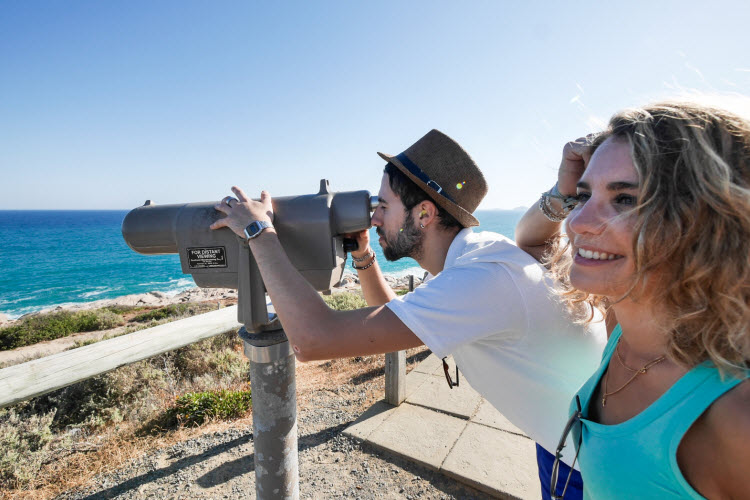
[0,209,524,319]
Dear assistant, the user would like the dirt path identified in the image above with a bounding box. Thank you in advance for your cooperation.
[52,354,494,500]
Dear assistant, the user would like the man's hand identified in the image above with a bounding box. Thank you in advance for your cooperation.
[344,228,372,260]
[210,186,274,238]
[557,135,596,196]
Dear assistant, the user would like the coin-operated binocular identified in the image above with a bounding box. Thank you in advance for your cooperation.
[122,179,376,332]
[122,179,376,500]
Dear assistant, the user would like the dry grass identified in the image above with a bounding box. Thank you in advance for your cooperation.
[1,346,429,500]
[0,292,429,500]
[0,326,249,499]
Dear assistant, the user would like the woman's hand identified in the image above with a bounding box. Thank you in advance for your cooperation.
[557,135,596,196]
[210,186,274,238]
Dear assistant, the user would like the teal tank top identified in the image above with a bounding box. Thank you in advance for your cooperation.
[572,325,749,499]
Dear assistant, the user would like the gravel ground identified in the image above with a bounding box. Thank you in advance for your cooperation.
[55,361,494,500]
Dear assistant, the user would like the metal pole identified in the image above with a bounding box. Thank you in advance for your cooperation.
[239,327,299,500]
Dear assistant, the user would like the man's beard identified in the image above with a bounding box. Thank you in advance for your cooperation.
[378,211,424,262]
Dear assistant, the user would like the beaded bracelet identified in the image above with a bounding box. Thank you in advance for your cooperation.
[352,248,374,263]
[352,254,376,270]
[539,183,578,222]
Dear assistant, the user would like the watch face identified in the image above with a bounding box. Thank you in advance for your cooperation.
[245,222,260,239]
[244,221,269,240]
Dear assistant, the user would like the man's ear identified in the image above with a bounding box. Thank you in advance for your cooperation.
[416,201,438,228]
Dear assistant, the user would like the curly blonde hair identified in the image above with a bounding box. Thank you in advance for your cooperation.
[547,100,750,374]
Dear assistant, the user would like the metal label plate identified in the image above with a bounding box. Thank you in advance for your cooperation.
[187,247,227,269]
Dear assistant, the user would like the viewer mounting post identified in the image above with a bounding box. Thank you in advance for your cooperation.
[122,179,376,499]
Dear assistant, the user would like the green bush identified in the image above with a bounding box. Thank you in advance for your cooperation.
[131,304,191,323]
[323,292,368,311]
[0,408,64,488]
[173,331,246,379]
[167,389,252,426]
[22,368,140,430]
[130,303,217,324]
[73,310,124,331]
[17,331,246,435]
[99,304,147,315]
[0,310,125,351]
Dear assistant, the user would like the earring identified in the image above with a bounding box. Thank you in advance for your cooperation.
[420,223,425,229]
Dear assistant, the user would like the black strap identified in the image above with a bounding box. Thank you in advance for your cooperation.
[396,153,455,203]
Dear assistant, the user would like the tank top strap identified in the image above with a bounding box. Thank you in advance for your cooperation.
[662,363,749,450]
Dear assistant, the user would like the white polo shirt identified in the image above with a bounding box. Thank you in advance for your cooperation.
[386,228,606,465]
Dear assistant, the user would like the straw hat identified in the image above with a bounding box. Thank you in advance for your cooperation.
[378,129,487,227]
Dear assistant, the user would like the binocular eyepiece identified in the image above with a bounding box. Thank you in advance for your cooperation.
[122,179,375,331]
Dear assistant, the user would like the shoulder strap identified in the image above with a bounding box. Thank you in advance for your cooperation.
[666,364,749,449]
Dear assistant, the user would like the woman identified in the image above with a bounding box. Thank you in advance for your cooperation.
[516,100,750,499]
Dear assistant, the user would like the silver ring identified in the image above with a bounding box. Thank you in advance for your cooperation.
[223,196,238,207]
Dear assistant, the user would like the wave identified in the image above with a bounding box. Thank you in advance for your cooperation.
[2,301,78,320]
[79,286,119,299]
[159,278,196,296]
[137,277,194,288]
[0,296,35,306]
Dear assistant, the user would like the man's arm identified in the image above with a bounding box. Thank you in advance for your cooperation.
[212,188,422,361]
[346,229,397,306]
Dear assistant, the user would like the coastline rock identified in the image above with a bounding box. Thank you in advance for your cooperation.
[5,270,427,323]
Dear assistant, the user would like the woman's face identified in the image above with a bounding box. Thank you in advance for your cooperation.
[565,137,640,299]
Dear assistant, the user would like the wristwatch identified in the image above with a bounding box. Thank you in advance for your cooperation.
[244,220,273,241]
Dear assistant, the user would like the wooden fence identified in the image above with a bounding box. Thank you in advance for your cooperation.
[0,306,242,409]
[0,286,414,409]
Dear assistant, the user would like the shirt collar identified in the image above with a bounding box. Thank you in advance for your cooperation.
[443,228,473,271]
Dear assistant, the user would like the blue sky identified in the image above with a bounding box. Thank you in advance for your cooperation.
[2,1,749,210]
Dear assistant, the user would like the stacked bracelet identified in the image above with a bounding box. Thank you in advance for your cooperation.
[352,248,373,263]
[352,249,376,270]
[539,183,578,222]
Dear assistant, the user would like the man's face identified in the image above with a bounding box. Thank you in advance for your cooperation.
[371,174,424,262]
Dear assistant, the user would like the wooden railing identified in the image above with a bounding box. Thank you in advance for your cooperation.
[1,275,417,410]
[0,306,242,409]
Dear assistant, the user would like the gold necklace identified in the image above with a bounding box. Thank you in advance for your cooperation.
[602,341,666,407]
[615,342,640,372]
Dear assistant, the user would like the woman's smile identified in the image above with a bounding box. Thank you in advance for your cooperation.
[574,246,624,262]
[566,137,638,297]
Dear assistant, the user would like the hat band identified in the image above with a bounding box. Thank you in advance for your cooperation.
[396,153,455,203]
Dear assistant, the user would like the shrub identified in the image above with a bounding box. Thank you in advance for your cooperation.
[323,292,368,311]
[73,310,124,331]
[0,310,125,351]
[17,330,246,435]
[100,305,145,315]
[0,408,64,488]
[173,331,246,379]
[131,304,191,323]
[130,303,217,324]
[166,389,252,426]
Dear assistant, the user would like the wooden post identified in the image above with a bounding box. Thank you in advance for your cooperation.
[385,275,413,406]
[385,350,406,406]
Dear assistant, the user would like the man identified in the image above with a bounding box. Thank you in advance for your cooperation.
[211,129,604,499]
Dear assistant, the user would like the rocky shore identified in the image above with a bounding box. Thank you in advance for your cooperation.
[0,272,426,328]
[0,272,426,367]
